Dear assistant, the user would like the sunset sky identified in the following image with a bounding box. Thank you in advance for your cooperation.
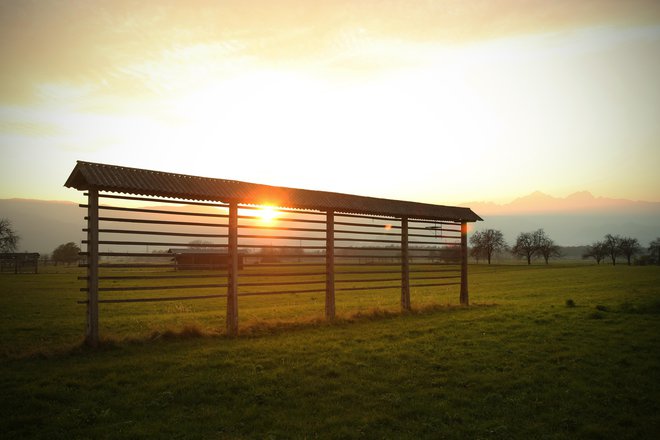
[1,0,659,206]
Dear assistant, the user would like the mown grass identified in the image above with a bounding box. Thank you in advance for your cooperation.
[1,264,659,439]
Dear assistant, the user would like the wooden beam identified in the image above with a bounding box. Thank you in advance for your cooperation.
[401,216,411,311]
[86,188,100,347]
[460,221,469,306]
[325,210,335,320]
[226,201,239,336]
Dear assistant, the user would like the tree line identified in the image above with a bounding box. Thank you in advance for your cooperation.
[470,228,660,266]
[582,235,660,266]
[3,216,659,267]
[469,228,559,265]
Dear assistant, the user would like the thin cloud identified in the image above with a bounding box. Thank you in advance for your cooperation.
[2,0,659,104]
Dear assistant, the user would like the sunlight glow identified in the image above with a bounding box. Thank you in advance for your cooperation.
[1,1,659,204]
[257,206,279,225]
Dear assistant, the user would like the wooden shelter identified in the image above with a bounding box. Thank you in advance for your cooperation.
[65,161,481,345]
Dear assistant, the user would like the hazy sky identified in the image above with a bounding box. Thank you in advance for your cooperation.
[1,0,659,205]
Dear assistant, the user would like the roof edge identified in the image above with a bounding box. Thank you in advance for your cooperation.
[64,161,483,222]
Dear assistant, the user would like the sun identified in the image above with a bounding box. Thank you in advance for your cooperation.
[257,206,279,224]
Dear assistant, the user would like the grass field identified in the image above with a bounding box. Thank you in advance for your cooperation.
[1,264,659,439]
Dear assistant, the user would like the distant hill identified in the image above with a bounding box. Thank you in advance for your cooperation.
[460,191,660,246]
[463,191,660,215]
[1,191,659,254]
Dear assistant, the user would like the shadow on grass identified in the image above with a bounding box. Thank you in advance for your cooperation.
[216,302,497,338]
[11,303,498,359]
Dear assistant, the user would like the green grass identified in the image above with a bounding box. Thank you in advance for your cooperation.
[1,264,659,439]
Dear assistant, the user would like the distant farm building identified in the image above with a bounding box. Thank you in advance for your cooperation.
[0,253,40,274]
[168,248,244,270]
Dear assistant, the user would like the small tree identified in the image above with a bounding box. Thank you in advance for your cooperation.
[469,229,507,264]
[648,238,660,265]
[511,231,538,265]
[52,242,81,266]
[0,218,20,252]
[618,237,641,266]
[534,229,561,264]
[603,234,622,266]
[582,241,607,264]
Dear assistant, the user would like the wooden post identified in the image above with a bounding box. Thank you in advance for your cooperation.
[401,216,411,311]
[460,221,469,306]
[226,201,239,336]
[325,210,335,320]
[86,188,100,347]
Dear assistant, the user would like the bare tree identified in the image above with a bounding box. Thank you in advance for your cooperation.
[649,238,660,265]
[618,237,641,266]
[0,218,20,252]
[511,231,538,265]
[469,229,507,264]
[534,229,561,264]
[582,241,607,264]
[603,234,622,266]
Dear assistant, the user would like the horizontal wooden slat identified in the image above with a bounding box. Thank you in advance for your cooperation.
[80,283,229,292]
[335,277,401,284]
[238,224,325,233]
[92,216,226,228]
[90,228,228,239]
[78,293,228,304]
[86,240,228,248]
[334,284,401,292]
[238,271,326,278]
[238,234,326,241]
[80,274,228,281]
[410,282,461,288]
[87,205,230,219]
[333,237,401,244]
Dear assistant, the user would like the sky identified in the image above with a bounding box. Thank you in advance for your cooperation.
[1,0,660,206]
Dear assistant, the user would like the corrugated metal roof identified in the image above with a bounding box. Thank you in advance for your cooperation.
[64,161,482,222]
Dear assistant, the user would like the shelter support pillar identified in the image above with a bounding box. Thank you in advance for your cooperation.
[460,221,469,306]
[86,188,99,347]
[401,216,411,311]
[227,201,239,336]
[325,210,335,320]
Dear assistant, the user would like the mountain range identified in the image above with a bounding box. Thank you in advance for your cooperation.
[460,191,660,246]
[462,191,660,215]
[1,191,659,254]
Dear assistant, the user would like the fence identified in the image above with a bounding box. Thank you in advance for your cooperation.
[66,161,480,345]
[0,253,39,274]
